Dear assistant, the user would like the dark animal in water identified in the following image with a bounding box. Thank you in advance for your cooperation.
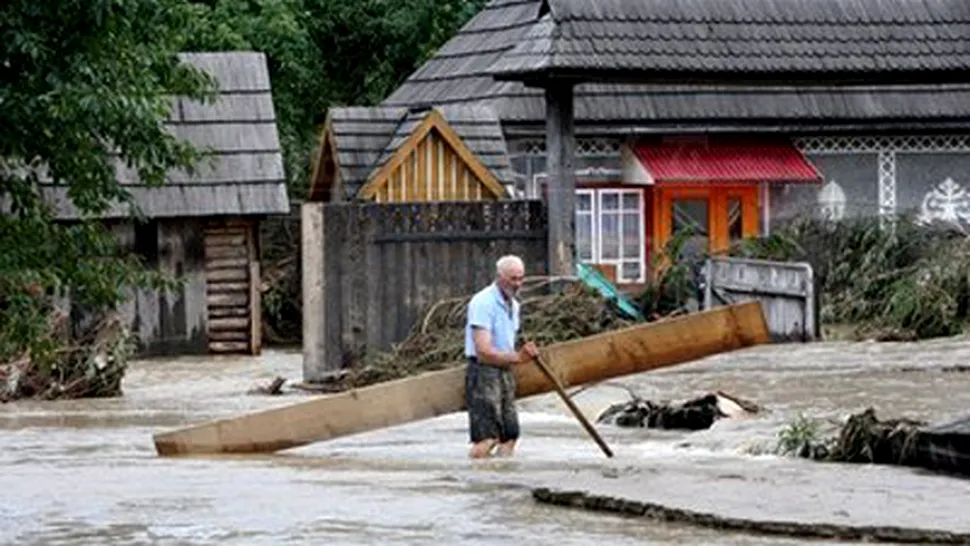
[596,391,760,431]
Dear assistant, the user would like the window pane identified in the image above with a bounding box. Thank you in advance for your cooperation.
[622,212,640,257]
[622,192,639,212]
[601,193,619,211]
[672,199,709,235]
[727,197,743,241]
[621,261,641,282]
[576,192,592,212]
[600,212,620,259]
[672,198,709,258]
[576,212,593,261]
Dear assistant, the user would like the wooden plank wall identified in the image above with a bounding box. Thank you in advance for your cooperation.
[111,219,208,356]
[302,200,548,381]
[703,256,817,342]
[372,131,494,203]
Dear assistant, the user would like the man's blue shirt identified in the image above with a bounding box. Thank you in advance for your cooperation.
[465,282,520,359]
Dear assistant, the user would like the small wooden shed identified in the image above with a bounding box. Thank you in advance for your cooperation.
[45,52,290,356]
[308,105,516,203]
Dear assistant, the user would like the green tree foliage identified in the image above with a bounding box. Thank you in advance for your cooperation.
[182,0,487,198]
[1,0,488,371]
[0,1,215,366]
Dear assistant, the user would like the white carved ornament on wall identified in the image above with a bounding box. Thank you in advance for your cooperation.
[917,178,970,225]
[818,180,847,221]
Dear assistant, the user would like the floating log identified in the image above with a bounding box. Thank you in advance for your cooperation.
[152,301,770,456]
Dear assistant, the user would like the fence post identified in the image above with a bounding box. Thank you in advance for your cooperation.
[301,202,326,382]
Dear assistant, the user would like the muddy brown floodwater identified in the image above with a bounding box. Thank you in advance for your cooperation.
[2,338,970,545]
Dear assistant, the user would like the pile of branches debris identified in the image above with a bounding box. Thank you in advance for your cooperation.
[1,309,132,402]
[317,279,634,392]
[596,390,761,431]
[781,408,970,477]
[730,215,970,341]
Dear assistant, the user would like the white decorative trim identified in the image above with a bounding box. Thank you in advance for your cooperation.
[528,167,624,198]
[521,134,970,155]
[520,138,622,157]
[520,134,970,223]
[878,151,897,218]
[794,135,970,154]
[794,135,970,221]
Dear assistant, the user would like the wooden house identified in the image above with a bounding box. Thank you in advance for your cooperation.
[45,52,289,356]
[308,105,516,203]
[379,0,970,285]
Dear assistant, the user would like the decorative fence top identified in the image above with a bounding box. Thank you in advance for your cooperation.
[325,200,547,243]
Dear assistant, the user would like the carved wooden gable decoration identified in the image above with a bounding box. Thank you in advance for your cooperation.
[309,106,513,203]
[360,110,505,202]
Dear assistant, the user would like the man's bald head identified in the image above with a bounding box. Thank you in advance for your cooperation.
[495,255,525,298]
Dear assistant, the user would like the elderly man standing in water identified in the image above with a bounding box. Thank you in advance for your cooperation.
[464,255,539,458]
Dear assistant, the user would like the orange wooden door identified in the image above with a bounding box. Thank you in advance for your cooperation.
[654,185,760,257]
[711,186,760,253]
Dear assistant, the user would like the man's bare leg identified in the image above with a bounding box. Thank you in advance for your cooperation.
[469,439,498,459]
[495,439,516,457]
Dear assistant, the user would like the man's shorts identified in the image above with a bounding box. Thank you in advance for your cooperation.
[465,357,519,443]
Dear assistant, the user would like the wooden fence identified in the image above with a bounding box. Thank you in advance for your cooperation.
[703,257,818,342]
[302,200,548,381]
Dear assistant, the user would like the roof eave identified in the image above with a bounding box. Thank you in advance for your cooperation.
[493,68,970,88]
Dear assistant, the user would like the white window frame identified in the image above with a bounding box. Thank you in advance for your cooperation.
[574,188,646,284]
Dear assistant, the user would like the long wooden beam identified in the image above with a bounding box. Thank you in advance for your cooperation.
[153,301,770,456]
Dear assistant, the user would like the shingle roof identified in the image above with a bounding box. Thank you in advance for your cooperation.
[326,104,516,199]
[36,52,289,220]
[490,0,970,83]
[328,107,408,198]
[384,0,970,131]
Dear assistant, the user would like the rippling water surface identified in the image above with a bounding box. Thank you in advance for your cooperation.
[2,339,970,545]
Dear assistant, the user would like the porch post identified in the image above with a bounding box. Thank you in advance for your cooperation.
[544,83,576,277]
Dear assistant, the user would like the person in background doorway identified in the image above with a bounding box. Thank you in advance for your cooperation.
[464,255,539,458]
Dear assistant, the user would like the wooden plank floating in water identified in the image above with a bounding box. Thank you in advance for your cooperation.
[152,301,771,456]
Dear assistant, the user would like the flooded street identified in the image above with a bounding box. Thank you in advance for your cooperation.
[3,339,970,545]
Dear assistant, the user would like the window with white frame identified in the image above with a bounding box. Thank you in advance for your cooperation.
[575,188,645,283]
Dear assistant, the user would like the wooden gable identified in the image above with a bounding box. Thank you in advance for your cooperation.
[357,111,506,203]
[308,122,341,202]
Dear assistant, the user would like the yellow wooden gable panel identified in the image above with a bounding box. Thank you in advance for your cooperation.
[357,111,506,203]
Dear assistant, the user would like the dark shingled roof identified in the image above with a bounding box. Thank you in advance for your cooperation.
[328,107,409,198]
[327,104,516,199]
[384,0,970,131]
[490,0,970,82]
[30,52,290,220]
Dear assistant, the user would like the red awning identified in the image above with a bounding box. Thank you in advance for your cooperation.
[633,139,822,184]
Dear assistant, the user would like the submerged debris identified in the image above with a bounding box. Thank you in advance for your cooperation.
[788,408,970,477]
[1,310,131,402]
[247,376,287,396]
[596,391,761,431]
[318,279,634,392]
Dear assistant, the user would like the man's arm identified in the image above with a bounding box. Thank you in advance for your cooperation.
[472,327,523,368]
